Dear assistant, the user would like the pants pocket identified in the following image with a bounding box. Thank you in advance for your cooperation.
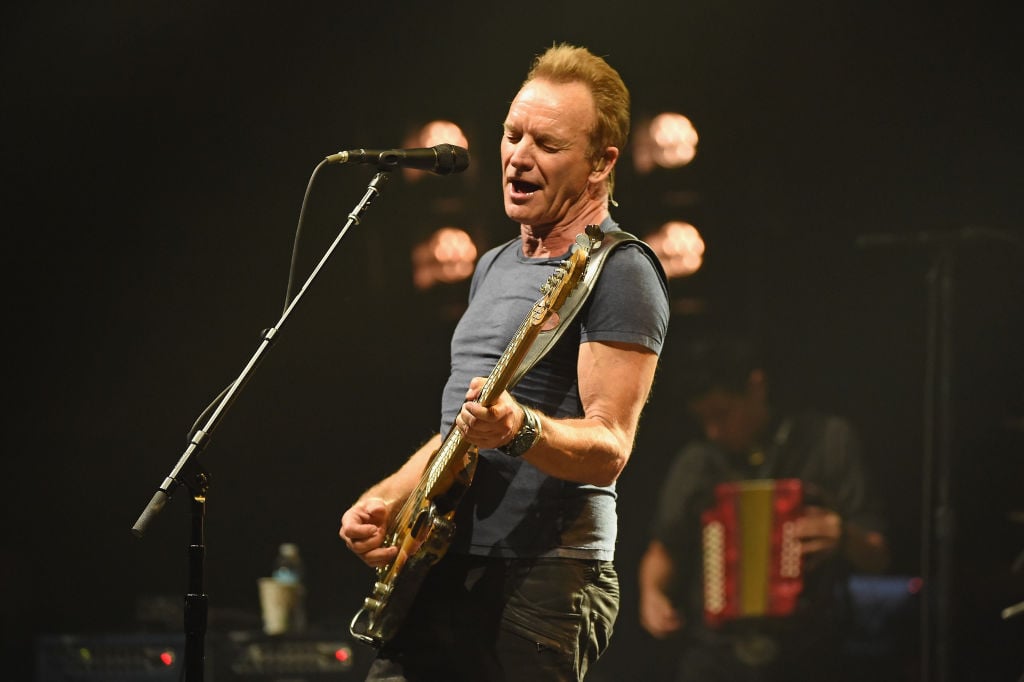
[579,562,620,677]
[500,602,581,680]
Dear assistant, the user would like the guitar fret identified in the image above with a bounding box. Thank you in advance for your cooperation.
[480,315,532,403]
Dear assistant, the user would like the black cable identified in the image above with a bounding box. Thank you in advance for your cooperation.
[185,159,328,443]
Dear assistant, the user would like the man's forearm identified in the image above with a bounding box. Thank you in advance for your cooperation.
[355,433,441,513]
[842,522,890,573]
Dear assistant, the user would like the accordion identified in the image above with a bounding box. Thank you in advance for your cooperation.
[701,478,804,627]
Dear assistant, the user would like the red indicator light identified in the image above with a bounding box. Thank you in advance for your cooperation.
[334,648,350,663]
[159,651,175,667]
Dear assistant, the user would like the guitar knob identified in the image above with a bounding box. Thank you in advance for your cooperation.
[364,597,382,611]
[373,581,392,597]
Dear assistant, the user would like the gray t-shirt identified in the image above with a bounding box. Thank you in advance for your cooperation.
[442,219,670,560]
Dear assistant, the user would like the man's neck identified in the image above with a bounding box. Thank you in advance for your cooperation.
[520,206,609,258]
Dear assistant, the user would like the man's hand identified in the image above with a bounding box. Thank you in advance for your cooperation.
[795,505,843,571]
[455,378,522,449]
[639,587,684,639]
[339,497,398,568]
[638,539,684,639]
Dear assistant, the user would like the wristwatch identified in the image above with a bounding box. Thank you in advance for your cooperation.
[499,404,543,458]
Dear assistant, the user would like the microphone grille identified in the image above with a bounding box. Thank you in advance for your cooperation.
[434,144,470,175]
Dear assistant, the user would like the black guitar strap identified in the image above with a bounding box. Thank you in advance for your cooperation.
[508,226,666,388]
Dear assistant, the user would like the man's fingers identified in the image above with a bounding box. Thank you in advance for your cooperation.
[361,545,399,567]
[465,377,486,400]
[345,522,383,543]
[361,499,390,522]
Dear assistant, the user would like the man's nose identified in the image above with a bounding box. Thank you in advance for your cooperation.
[508,141,534,168]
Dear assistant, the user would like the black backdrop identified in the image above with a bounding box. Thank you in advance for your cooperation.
[3,2,1022,680]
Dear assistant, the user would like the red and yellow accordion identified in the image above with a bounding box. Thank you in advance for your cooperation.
[701,478,804,626]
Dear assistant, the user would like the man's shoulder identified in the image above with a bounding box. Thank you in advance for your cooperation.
[478,237,520,263]
[673,440,725,469]
[784,410,858,440]
[598,233,670,295]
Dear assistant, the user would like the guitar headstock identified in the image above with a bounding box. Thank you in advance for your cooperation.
[531,225,602,325]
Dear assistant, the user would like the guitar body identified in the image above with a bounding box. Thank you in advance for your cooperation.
[350,501,457,645]
[349,226,602,648]
[350,445,476,646]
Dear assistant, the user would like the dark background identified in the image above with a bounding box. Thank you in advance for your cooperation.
[3,2,1022,680]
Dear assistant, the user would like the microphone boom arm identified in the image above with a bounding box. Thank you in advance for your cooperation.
[132,167,391,538]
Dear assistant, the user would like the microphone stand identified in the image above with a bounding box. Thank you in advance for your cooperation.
[184,466,209,682]
[855,225,1024,682]
[132,169,391,682]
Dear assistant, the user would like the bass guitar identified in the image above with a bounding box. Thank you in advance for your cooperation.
[349,226,600,647]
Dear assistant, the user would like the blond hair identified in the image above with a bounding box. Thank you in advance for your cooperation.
[525,43,630,199]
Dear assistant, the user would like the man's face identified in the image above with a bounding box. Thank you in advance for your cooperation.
[500,78,599,230]
[689,385,766,455]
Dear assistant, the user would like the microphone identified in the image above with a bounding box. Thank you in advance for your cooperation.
[325,143,470,175]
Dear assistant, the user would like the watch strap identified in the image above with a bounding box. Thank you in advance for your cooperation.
[499,404,542,457]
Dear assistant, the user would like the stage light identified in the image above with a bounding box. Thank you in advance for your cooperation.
[412,226,478,289]
[633,112,699,173]
[645,221,705,278]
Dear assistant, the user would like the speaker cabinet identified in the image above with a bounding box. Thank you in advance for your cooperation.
[36,631,358,681]
[35,633,185,681]
[214,630,356,680]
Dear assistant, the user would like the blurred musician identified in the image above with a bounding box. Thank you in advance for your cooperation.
[638,334,890,681]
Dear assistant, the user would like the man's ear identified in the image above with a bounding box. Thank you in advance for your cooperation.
[590,146,619,181]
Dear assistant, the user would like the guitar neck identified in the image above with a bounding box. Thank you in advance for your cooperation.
[412,290,547,506]
[426,310,538,470]
[476,309,541,406]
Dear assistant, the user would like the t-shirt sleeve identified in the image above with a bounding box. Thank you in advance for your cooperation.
[579,243,670,354]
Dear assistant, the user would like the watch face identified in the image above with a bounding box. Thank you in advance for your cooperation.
[503,430,530,458]
[497,403,540,456]
[500,406,540,457]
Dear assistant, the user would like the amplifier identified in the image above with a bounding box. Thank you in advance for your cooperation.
[36,631,358,681]
[214,631,356,680]
[35,633,185,681]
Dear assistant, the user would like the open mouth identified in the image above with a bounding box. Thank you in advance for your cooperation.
[510,179,540,195]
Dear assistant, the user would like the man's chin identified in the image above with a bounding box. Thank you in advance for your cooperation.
[504,203,535,224]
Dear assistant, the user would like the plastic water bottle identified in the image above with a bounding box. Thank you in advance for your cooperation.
[272,543,304,583]
[271,543,307,633]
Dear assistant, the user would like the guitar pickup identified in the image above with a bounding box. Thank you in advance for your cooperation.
[410,508,430,538]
